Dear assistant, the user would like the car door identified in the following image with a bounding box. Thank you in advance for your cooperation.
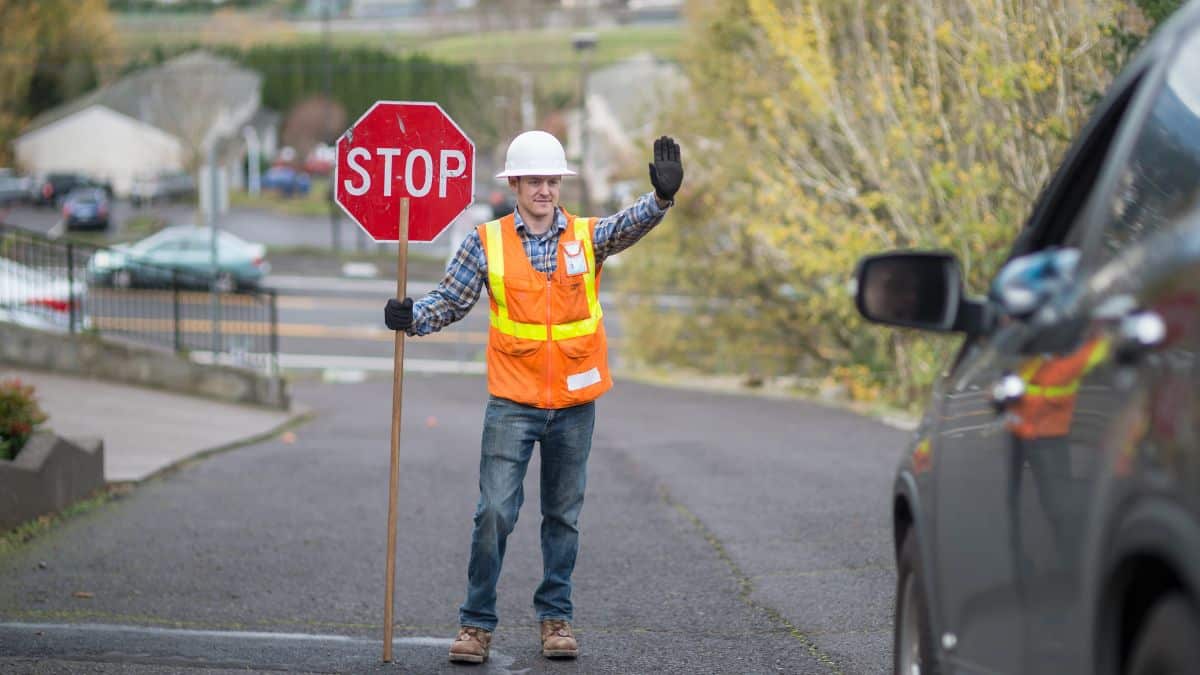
[1004,26,1200,672]
[929,52,1157,673]
[142,238,193,285]
[175,234,214,279]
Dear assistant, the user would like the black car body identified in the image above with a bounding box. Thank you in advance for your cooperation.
[855,4,1200,674]
[61,188,110,231]
[35,173,110,207]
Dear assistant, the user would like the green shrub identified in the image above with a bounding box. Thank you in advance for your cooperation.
[0,379,48,461]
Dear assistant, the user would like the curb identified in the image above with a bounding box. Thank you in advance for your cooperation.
[127,403,316,487]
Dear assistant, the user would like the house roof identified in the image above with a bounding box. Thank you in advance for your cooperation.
[21,51,262,142]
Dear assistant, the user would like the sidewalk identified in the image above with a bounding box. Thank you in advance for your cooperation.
[2,368,303,483]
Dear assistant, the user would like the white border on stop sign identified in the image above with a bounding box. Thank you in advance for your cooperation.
[334,100,477,243]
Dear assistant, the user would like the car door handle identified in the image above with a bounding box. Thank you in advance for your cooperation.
[1116,310,1166,364]
[991,372,1025,410]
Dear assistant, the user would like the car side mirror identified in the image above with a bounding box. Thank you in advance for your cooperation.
[855,251,991,334]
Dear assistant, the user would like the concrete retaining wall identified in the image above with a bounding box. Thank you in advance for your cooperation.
[0,322,288,410]
[0,433,104,531]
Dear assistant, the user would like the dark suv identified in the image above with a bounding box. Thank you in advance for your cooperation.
[35,172,110,207]
[855,4,1200,674]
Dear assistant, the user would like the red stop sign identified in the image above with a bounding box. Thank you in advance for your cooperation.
[335,101,475,242]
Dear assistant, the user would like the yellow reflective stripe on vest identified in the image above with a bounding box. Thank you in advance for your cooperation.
[1083,338,1109,371]
[484,217,602,341]
[484,219,550,340]
[1025,381,1082,398]
[1019,337,1110,400]
[484,219,507,312]
[548,217,603,340]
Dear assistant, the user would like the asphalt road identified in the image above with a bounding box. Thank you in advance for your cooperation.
[0,375,902,674]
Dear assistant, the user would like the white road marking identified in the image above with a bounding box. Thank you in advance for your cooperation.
[0,622,443,645]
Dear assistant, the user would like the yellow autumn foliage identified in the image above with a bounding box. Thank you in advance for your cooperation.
[618,0,1158,408]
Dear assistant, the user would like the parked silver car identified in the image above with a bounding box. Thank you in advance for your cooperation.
[130,171,196,207]
[0,169,33,206]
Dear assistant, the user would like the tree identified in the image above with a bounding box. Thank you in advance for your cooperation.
[618,0,1175,407]
[280,95,347,163]
[0,0,116,165]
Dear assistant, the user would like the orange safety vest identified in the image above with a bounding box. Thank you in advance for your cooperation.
[1008,336,1109,440]
[478,212,612,409]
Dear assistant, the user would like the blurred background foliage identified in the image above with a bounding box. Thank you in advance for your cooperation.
[615,0,1180,410]
[0,0,118,166]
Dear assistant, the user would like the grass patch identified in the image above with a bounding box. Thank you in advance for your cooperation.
[69,214,167,247]
[230,181,334,219]
[393,25,682,65]
[0,484,134,557]
[117,19,681,69]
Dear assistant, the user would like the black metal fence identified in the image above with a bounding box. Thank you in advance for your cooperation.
[0,224,278,374]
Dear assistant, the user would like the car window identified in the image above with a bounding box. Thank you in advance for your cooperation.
[148,241,184,254]
[131,230,178,252]
[1089,30,1200,266]
[1007,69,1149,261]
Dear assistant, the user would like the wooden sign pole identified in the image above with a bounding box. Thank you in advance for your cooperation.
[383,198,410,663]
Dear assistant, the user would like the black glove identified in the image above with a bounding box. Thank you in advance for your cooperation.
[648,135,683,202]
[384,297,414,331]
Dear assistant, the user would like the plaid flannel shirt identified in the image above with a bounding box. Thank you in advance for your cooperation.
[408,192,669,336]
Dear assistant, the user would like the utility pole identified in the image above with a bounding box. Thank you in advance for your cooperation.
[572,32,597,215]
[323,0,341,253]
[206,139,222,359]
[243,126,261,195]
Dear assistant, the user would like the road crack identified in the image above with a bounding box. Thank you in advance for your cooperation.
[657,484,846,675]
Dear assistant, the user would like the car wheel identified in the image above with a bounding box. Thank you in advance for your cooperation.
[113,269,132,289]
[895,530,938,675]
[1127,594,1200,675]
[214,272,235,294]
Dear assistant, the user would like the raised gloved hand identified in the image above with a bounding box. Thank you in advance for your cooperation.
[384,297,414,331]
[648,135,683,203]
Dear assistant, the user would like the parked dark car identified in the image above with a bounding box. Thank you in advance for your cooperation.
[60,188,110,231]
[36,172,109,207]
[855,4,1200,674]
[261,166,311,197]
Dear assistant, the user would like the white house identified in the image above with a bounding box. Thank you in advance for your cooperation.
[14,51,265,199]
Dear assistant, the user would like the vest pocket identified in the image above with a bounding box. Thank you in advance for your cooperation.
[552,277,592,323]
[557,332,598,360]
[504,278,546,324]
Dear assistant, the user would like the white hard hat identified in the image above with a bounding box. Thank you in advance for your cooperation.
[495,130,576,178]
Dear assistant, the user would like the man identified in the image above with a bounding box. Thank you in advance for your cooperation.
[384,130,683,663]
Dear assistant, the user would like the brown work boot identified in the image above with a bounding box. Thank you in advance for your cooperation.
[448,626,492,664]
[540,619,579,659]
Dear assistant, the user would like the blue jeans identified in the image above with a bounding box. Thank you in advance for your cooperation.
[459,395,595,631]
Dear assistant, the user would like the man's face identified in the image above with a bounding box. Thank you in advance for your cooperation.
[510,175,560,220]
